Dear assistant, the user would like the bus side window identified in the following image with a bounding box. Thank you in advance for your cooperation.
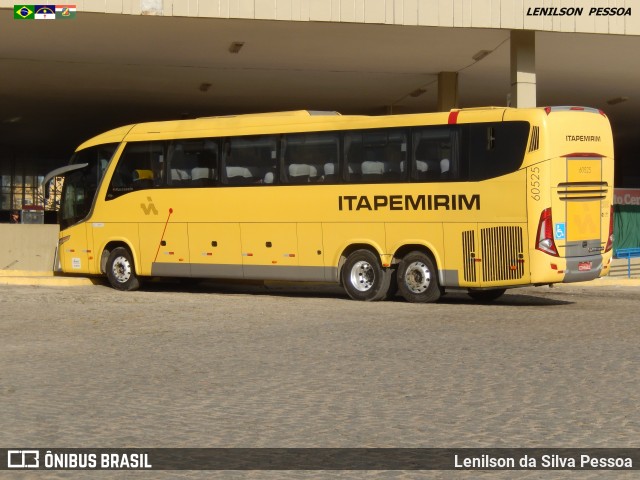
[223,135,276,185]
[281,132,340,184]
[345,129,408,183]
[168,139,218,187]
[107,141,165,199]
[412,127,459,182]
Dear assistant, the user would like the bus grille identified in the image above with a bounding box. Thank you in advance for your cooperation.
[480,226,524,282]
[529,126,540,152]
[557,182,607,201]
[462,230,476,282]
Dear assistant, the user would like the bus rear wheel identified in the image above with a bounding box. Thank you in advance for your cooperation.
[468,288,506,302]
[106,247,141,291]
[397,251,441,303]
[341,249,392,301]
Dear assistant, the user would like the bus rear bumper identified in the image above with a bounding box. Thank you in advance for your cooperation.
[562,255,603,283]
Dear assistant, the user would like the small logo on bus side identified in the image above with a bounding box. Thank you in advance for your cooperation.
[8,450,40,468]
[554,223,566,240]
[140,197,158,216]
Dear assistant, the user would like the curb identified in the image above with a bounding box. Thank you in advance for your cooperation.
[0,270,54,277]
[0,271,96,287]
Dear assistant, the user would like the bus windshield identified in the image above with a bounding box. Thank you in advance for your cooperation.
[60,143,118,229]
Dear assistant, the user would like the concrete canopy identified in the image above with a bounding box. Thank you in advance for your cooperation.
[1,11,638,182]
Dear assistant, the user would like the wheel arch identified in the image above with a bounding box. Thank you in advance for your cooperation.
[337,242,385,285]
[392,242,445,285]
[392,243,441,267]
[100,240,139,275]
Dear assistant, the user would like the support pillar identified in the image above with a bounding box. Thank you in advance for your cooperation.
[437,72,458,111]
[510,30,536,108]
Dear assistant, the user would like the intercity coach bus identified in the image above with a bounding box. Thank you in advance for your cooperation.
[47,106,614,302]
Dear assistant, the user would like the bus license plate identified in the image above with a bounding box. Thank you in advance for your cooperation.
[578,261,592,272]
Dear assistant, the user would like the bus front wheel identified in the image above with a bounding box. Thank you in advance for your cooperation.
[106,247,141,291]
[341,249,392,301]
[397,251,441,303]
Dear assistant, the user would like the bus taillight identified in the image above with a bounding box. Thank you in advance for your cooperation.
[536,208,559,256]
[605,205,614,253]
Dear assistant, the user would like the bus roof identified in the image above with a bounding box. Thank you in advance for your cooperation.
[75,106,601,151]
[197,110,342,119]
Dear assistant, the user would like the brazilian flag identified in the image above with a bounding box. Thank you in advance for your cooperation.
[14,5,35,19]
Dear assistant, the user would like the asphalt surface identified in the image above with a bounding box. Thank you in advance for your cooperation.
[1,279,639,479]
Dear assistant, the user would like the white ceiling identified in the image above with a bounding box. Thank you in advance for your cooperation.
[1,11,638,160]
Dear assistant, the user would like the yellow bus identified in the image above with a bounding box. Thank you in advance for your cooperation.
[49,106,614,302]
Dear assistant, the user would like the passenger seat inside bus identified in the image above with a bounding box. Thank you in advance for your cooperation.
[323,163,336,182]
[440,158,450,178]
[171,168,191,185]
[225,166,254,184]
[288,164,317,183]
[132,169,154,189]
[398,159,438,180]
[361,160,387,182]
[191,167,213,186]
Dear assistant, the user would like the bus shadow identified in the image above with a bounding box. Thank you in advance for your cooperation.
[142,278,350,299]
[139,279,573,306]
[434,290,574,307]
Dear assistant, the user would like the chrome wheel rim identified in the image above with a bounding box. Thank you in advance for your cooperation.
[404,261,431,294]
[350,260,375,292]
[112,255,132,283]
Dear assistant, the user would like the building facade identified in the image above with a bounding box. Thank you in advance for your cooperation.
[1,0,639,219]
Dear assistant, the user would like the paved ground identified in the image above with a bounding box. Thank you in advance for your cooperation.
[1,280,639,479]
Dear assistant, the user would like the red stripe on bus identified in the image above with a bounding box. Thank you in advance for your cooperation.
[561,153,603,158]
[448,111,459,124]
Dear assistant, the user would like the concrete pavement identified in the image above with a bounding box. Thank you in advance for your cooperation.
[1,281,639,480]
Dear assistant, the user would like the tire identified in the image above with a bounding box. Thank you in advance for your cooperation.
[397,251,441,303]
[468,288,506,302]
[106,247,141,291]
[341,249,392,301]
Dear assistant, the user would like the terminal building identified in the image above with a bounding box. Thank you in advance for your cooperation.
[1,0,639,235]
